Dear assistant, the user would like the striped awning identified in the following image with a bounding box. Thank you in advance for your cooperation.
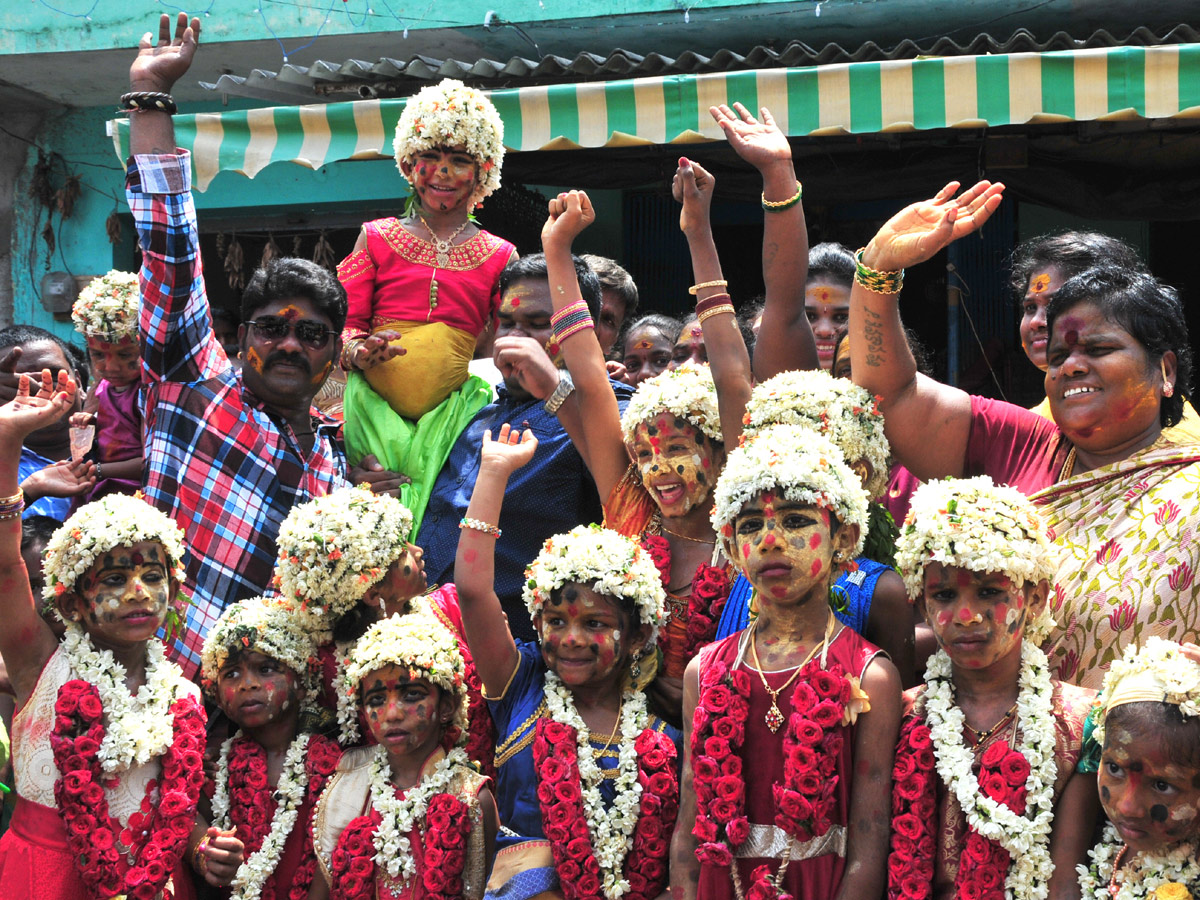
[111,43,1200,191]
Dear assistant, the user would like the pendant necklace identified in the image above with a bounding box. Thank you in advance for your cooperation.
[418,215,469,312]
[748,612,835,733]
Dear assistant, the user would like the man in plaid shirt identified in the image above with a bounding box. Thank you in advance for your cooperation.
[125,14,402,676]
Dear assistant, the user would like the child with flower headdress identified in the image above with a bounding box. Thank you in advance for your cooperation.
[68,269,144,502]
[200,597,342,900]
[454,423,681,900]
[309,611,498,900]
[272,485,495,777]
[0,370,242,898]
[1075,638,1200,900]
[887,476,1097,900]
[337,78,518,534]
[672,422,901,900]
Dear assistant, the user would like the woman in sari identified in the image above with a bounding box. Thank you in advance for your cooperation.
[844,180,1200,689]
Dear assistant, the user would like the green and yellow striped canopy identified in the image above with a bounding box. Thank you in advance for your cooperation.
[112,43,1200,191]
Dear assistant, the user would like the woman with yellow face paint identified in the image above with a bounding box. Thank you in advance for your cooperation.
[337,79,519,535]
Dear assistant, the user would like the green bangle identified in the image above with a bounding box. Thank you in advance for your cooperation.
[761,181,802,212]
[854,248,905,295]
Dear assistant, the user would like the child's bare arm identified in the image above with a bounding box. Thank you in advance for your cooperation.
[864,571,918,689]
[835,655,902,900]
[454,424,534,695]
[479,786,500,888]
[669,655,702,900]
[1047,770,1099,900]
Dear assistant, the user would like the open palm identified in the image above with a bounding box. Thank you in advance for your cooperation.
[867,180,1005,270]
[481,424,539,475]
[1,371,77,439]
[710,103,791,168]
[130,12,201,92]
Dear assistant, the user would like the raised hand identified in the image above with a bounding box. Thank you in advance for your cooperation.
[480,423,539,475]
[130,12,201,93]
[541,190,595,251]
[710,103,792,170]
[0,371,77,442]
[862,180,1005,271]
[672,158,715,237]
[351,330,405,370]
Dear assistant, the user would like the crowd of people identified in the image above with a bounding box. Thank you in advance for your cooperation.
[1,11,1199,900]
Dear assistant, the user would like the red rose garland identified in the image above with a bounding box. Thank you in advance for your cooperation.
[216,733,343,900]
[886,713,1032,900]
[51,679,206,900]
[690,657,850,900]
[641,534,731,661]
[533,719,679,900]
[329,791,472,900]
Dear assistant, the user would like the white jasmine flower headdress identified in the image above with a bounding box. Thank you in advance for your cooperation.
[394,78,505,209]
[895,476,1056,640]
[336,610,467,745]
[200,596,318,690]
[72,270,139,342]
[273,485,414,632]
[1094,637,1200,742]
[523,525,667,644]
[742,369,891,499]
[711,424,869,558]
[620,364,723,445]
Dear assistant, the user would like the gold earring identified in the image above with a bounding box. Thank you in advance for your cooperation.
[630,652,642,680]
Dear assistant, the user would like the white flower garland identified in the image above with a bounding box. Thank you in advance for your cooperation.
[200,596,317,690]
[522,525,666,644]
[710,424,869,558]
[61,623,186,773]
[895,476,1057,641]
[1079,824,1200,900]
[369,744,471,881]
[924,642,1057,900]
[619,365,723,444]
[742,369,892,499]
[211,733,312,900]
[1095,637,1200,744]
[72,269,139,341]
[543,672,648,900]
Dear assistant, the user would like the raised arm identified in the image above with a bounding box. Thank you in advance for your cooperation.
[454,424,537,695]
[539,191,630,501]
[849,180,1004,480]
[126,13,228,386]
[672,159,750,447]
[710,103,817,380]
[0,372,80,706]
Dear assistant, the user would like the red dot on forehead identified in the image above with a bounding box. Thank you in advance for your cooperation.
[1064,330,1079,346]
[511,298,520,307]
[957,571,972,587]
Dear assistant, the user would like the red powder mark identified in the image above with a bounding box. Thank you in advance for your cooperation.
[809,559,822,578]
[1064,329,1079,346]
[771,586,787,597]
[463,549,477,564]
[957,570,972,587]
[742,543,751,559]
[762,534,776,547]
[18,625,35,644]
[633,339,653,350]
[936,611,952,627]
[277,305,302,322]
[702,458,711,468]
[994,602,1009,623]
[1015,594,1025,609]
[809,533,822,550]
[511,298,521,307]
[566,605,579,618]
[763,491,776,504]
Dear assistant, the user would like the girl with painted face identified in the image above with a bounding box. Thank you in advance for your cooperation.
[69,269,144,502]
[889,476,1098,900]
[309,612,498,900]
[673,423,902,900]
[271,486,494,778]
[200,597,341,900]
[337,78,519,536]
[0,370,242,897]
[1078,639,1200,899]
[454,424,681,900]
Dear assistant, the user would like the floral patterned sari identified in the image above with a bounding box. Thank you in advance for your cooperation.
[1033,436,1200,689]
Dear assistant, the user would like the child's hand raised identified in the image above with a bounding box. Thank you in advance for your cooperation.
[198,826,244,887]
[0,370,77,441]
[672,157,715,236]
[541,190,595,251]
[710,102,792,170]
[480,423,539,476]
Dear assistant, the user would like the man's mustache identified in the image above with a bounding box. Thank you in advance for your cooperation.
[265,351,311,374]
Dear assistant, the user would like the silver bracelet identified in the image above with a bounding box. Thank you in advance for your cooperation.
[543,370,575,414]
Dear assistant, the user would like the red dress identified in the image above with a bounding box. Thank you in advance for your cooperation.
[696,626,883,900]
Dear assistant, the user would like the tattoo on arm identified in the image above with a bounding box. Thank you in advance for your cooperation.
[862,305,886,368]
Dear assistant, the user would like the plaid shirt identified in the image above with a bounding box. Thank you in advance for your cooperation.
[129,152,349,677]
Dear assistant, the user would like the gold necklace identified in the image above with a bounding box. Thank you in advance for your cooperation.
[747,613,835,733]
[661,527,716,545]
[418,214,469,268]
[963,699,1019,743]
[591,696,624,758]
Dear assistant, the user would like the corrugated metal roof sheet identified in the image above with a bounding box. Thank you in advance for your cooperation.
[201,24,1200,103]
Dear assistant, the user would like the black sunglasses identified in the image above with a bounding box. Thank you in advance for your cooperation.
[247,317,337,349]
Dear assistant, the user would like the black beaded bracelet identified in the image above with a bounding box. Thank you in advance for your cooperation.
[119,91,178,115]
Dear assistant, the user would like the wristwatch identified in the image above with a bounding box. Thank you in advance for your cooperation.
[543,370,575,414]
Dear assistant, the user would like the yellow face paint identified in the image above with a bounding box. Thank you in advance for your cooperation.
[312,360,333,384]
[277,304,303,321]
[245,346,265,373]
[1030,273,1052,294]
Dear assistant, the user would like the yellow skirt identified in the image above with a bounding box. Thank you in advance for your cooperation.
[363,320,476,420]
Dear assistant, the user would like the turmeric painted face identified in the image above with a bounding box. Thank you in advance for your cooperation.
[670,320,706,370]
[629,414,719,518]
[805,280,851,370]
[918,563,1038,670]
[375,543,428,615]
[216,649,302,731]
[622,326,674,387]
[731,493,839,604]
[67,541,172,649]
[1019,264,1067,371]
[360,664,451,764]
[85,335,139,388]
[536,584,634,689]
[1099,716,1200,854]
[409,146,479,213]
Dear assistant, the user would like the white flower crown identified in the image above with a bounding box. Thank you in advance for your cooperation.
[43,493,187,604]
[394,78,505,209]
[742,369,891,499]
[200,596,318,689]
[710,424,869,557]
[895,476,1057,641]
[1095,637,1200,743]
[273,485,414,632]
[336,608,468,745]
[619,364,723,445]
[72,270,139,341]
[522,525,667,643]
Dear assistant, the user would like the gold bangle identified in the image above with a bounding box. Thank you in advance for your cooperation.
[0,489,23,507]
[853,248,905,295]
[696,303,736,325]
[193,836,210,874]
[688,279,728,296]
[341,338,365,370]
[761,181,803,211]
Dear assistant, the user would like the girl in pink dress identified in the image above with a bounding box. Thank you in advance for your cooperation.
[672,423,902,900]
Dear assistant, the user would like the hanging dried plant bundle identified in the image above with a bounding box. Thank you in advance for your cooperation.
[291,234,303,257]
[56,175,81,219]
[105,210,122,246]
[261,233,280,267]
[41,220,55,256]
[225,235,245,291]
[216,232,227,257]
[312,230,336,273]
[29,150,54,208]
